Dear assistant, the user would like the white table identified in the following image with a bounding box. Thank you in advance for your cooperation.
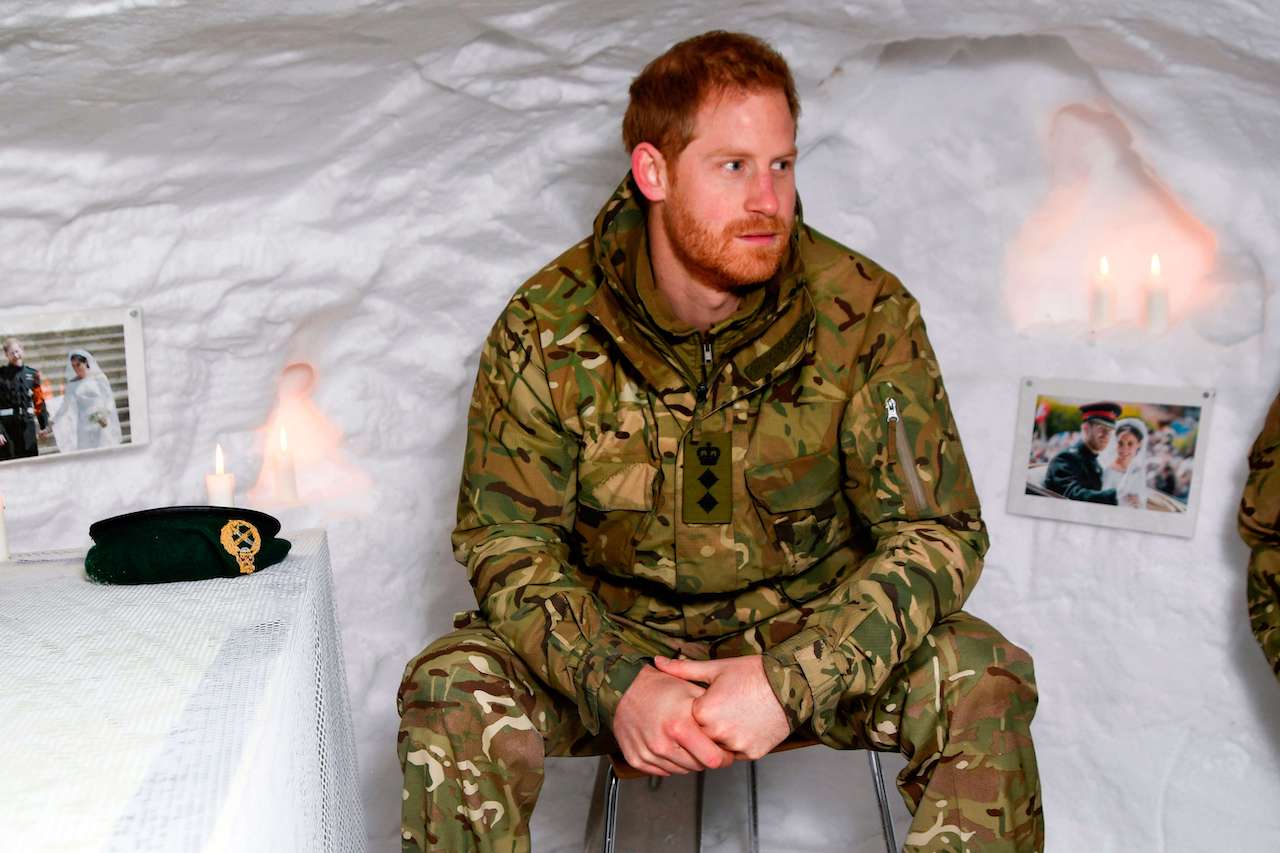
[0,529,364,852]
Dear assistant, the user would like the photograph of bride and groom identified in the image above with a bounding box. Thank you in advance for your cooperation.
[0,308,147,465]
[1011,377,1213,537]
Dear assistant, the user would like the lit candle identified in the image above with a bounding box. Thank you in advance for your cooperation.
[1090,255,1113,331]
[0,493,10,562]
[1145,253,1168,334]
[276,426,298,504]
[206,443,236,506]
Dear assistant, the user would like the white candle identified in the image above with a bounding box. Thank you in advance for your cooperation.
[1145,253,1168,334]
[205,443,236,506]
[276,426,298,504]
[0,493,10,562]
[1090,255,1112,331]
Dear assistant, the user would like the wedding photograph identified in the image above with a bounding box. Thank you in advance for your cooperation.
[0,308,148,465]
[1007,377,1214,537]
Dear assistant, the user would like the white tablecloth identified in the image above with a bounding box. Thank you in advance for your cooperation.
[0,529,364,853]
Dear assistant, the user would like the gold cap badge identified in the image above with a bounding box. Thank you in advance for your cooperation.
[220,519,262,574]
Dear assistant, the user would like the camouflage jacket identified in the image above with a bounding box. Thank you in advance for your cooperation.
[452,175,988,737]
[1239,390,1280,677]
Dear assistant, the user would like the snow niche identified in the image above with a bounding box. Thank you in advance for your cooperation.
[1006,103,1217,331]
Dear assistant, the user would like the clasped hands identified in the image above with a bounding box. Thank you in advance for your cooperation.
[611,654,791,777]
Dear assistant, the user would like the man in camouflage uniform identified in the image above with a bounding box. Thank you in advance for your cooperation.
[1240,389,1280,676]
[399,31,1042,852]
[0,338,51,460]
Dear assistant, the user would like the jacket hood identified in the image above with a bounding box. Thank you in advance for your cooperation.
[590,171,808,322]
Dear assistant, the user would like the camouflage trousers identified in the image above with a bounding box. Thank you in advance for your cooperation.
[398,610,1042,852]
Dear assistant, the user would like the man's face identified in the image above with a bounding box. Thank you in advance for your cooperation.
[661,88,797,290]
[4,342,22,366]
[1082,420,1114,453]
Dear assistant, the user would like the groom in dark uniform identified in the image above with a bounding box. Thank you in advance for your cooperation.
[0,338,51,460]
[1044,401,1122,504]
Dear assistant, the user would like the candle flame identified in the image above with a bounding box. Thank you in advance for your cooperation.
[215,443,225,475]
[1100,255,1110,277]
[1150,253,1161,277]
[249,361,374,508]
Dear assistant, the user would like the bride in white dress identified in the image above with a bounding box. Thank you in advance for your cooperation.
[1100,417,1149,508]
[53,349,122,451]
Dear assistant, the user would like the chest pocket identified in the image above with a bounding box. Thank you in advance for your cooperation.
[745,448,851,577]
[573,459,660,576]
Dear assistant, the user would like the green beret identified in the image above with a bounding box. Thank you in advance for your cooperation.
[85,506,291,584]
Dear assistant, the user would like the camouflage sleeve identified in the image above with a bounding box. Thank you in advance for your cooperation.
[764,283,988,740]
[451,297,649,735]
[1239,390,1280,677]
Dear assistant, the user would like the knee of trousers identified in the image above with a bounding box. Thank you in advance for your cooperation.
[398,628,530,731]
[934,624,1039,725]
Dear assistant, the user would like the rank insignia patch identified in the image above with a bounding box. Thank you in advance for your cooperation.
[682,431,732,524]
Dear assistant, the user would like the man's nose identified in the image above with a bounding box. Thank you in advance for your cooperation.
[746,170,779,217]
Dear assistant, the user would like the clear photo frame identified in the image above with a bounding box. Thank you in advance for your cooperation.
[0,307,148,466]
[1006,376,1215,538]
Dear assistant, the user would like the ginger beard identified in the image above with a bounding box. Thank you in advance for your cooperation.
[660,172,792,292]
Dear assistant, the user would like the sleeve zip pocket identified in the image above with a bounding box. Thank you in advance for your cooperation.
[883,391,928,516]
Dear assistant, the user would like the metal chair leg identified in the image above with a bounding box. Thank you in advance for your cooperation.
[602,764,620,853]
[696,770,706,853]
[866,750,897,853]
[747,760,760,853]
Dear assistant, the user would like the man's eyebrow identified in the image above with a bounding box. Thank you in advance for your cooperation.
[703,147,798,159]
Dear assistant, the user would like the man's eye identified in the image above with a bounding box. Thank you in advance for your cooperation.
[722,160,743,172]
[772,159,794,172]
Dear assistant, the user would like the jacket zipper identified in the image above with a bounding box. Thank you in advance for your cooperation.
[691,337,714,442]
[884,396,927,514]
[696,338,712,402]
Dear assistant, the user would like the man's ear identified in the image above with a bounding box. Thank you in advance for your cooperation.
[631,142,669,203]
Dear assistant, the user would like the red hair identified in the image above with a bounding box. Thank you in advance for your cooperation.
[622,31,800,158]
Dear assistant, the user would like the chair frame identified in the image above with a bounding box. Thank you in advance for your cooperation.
[599,737,898,853]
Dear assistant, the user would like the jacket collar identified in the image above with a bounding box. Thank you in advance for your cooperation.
[586,173,815,412]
